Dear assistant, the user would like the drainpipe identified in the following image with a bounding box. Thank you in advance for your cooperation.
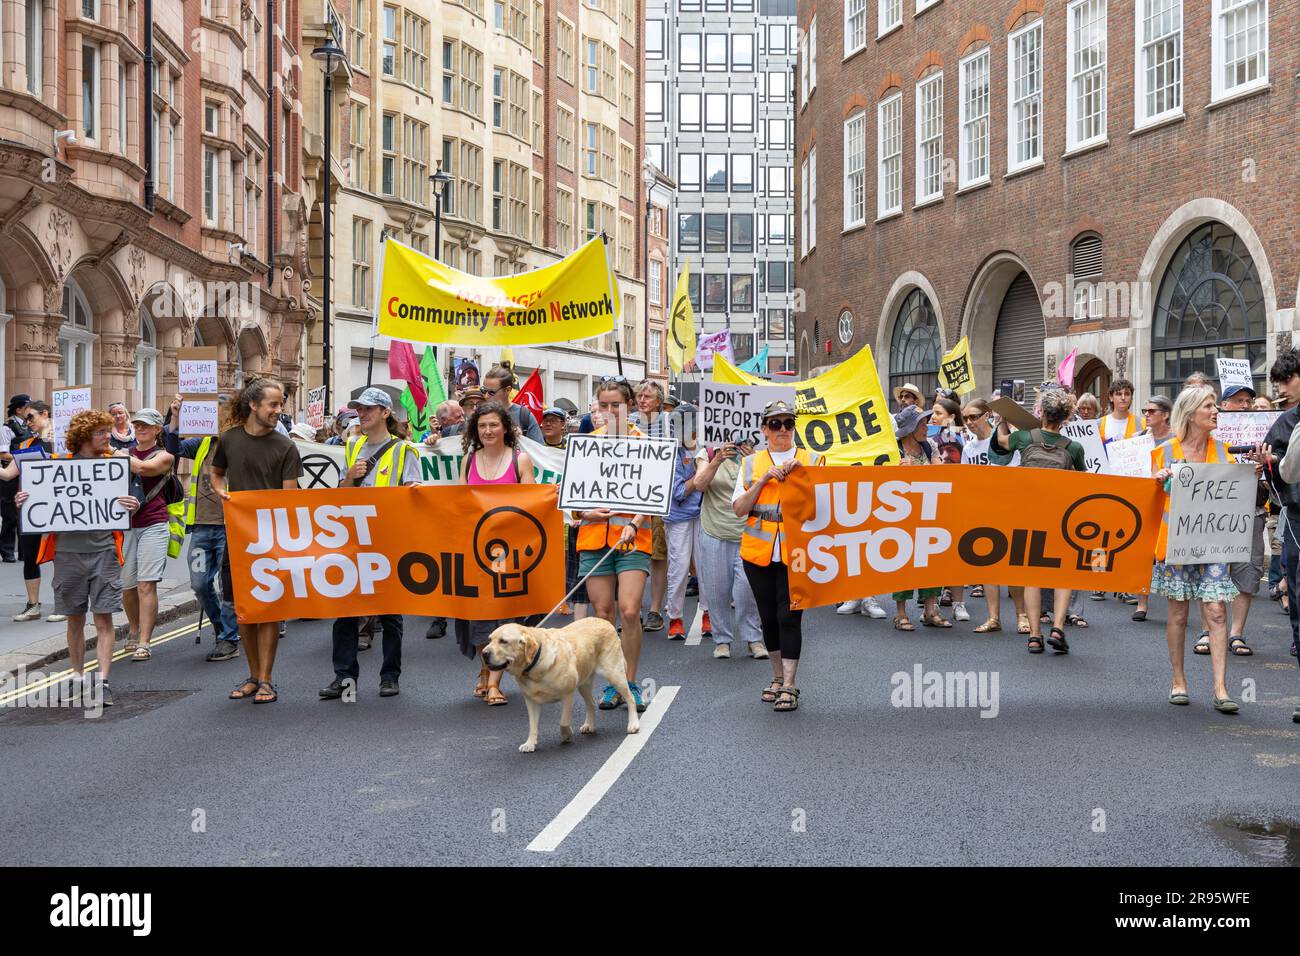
[143,0,154,209]
[265,0,275,286]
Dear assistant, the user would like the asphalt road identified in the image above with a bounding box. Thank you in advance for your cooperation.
[2,589,1298,866]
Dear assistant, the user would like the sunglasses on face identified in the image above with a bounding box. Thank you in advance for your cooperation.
[962,413,986,423]
[765,418,796,431]
[1142,407,1163,415]
[482,387,501,396]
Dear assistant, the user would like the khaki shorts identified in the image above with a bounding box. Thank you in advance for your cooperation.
[1229,511,1267,595]
[53,549,123,617]
[122,522,170,589]
[651,517,667,561]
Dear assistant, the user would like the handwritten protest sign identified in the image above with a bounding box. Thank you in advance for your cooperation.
[1105,433,1155,478]
[1216,357,1253,393]
[177,347,220,394]
[701,382,796,449]
[1214,410,1280,449]
[19,457,131,534]
[781,465,1164,608]
[1062,419,1109,474]
[306,386,327,430]
[179,395,220,436]
[51,386,92,456]
[224,484,564,623]
[558,434,676,516]
[1166,462,1255,564]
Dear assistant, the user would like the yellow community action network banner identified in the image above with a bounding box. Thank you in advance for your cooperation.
[377,236,617,346]
[713,345,899,466]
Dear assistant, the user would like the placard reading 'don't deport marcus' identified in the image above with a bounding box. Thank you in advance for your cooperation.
[557,434,677,517]
[700,382,797,449]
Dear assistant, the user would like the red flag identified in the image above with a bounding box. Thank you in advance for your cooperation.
[515,368,544,418]
[388,340,427,409]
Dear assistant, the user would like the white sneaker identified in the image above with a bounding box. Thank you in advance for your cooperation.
[836,600,863,615]
[46,612,67,623]
[748,641,769,659]
[862,597,888,619]
[953,603,971,622]
[12,603,40,622]
[713,642,731,659]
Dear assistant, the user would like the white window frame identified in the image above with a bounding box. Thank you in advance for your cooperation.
[26,0,43,95]
[136,311,159,408]
[916,0,940,13]
[959,48,990,188]
[844,0,866,58]
[82,43,99,142]
[1211,0,1268,103]
[1066,0,1108,151]
[809,17,817,94]
[914,72,944,204]
[1133,0,1183,127]
[842,110,866,229]
[799,30,808,105]
[203,147,219,223]
[1006,20,1043,174]
[59,283,96,388]
[877,92,902,218]
[879,0,902,37]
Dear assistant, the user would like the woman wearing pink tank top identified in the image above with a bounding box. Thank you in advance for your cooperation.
[456,402,535,705]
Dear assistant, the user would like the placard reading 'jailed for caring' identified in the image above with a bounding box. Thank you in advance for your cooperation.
[700,382,796,449]
[19,457,131,534]
[1165,462,1256,565]
[557,434,676,516]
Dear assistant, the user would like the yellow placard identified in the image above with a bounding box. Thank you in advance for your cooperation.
[377,236,618,346]
[667,261,697,374]
[939,337,976,395]
[713,345,899,465]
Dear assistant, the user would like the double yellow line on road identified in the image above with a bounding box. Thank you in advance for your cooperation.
[0,620,201,707]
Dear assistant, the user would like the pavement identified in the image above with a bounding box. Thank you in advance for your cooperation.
[1,586,1298,866]
[0,552,199,678]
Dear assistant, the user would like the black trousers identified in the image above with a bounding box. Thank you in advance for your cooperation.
[0,493,18,561]
[742,559,802,661]
[333,615,403,681]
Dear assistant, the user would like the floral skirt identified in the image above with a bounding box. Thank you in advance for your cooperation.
[1150,561,1239,604]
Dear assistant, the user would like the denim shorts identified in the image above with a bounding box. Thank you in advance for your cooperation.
[579,547,651,578]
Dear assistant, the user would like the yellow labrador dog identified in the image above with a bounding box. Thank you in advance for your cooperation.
[483,619,640,753]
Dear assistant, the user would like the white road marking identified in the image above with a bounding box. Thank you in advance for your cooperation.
[685,605,705,646]
[527,685,680,853]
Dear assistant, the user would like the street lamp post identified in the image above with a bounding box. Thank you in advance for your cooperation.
[429,162,453,261]
[311,34,345,416]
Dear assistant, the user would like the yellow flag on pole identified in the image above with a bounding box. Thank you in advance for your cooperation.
[667,261,696,374]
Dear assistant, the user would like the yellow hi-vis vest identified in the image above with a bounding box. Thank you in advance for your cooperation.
[346,435,415,487]
[739,447,822,566]
[184,436,213,529]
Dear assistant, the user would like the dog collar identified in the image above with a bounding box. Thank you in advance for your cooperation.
[521,643,543,674]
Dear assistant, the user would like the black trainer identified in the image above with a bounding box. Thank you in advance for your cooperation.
[319,677,347,700]
[98,681,114,707]
[425,618,446,639]
[206,640,240,662]
[379,678,400,697]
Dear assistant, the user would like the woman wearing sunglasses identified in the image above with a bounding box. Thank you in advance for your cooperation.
[732,401,823,711]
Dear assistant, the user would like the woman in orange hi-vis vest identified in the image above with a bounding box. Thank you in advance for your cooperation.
[732,400,824,713]
[1151,385,1243,715]
[575,376,653,713]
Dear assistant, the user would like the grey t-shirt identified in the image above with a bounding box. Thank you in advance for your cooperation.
[56,529,117,553]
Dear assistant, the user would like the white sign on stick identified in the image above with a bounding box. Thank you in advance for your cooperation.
[1214,410,1280,449]
[1062,419,1110,474]
[179,396,220,436]
[306,386,327,430]
[1215,357,1254,393]
[1166,462,1255,564]
[557,434,677,516]
[1106,433,1155,478]
[51,386,93,456]
[19,457,132,534]
[700,382,796,449]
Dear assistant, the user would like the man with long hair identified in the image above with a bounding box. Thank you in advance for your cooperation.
[16,409,141,706]
[209,379,302,704]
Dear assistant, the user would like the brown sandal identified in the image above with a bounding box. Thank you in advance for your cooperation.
[774,687,800,712]
[253,680,278,703]
[922,613,952,628]
[892,616,915,632]
[761,678,784,702]
[473,665,490,698]
[1016,614,1032,635]
[486,686,508,706]
[973,620,1002,633]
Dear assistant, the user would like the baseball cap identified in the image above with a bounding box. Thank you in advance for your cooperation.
[893,405,933,439]
[348,387,394,410]
[760,400,796,423]
[542,406,567,420]
[1221,383,1256,400]
[130,407,165,427]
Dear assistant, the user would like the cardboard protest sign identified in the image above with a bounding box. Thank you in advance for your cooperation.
[177,347,220,394]
[713,345,898,466]
[1062,419,1109,474]
[700,382,797,448]
[557,434,676,516]
[780,465,1164,608]
[1105,433,1155,478]
[989,397,1039,432]
[52,386,92,456]
[1214,410,1280,449]
[306,386,327,430]
[1215,357,1253,393]
[1165,462,1256,564]
[224,484,564,623]
[19,457,131,534]
[179,395,220,436]
[294,436,565,490]
[938,337,976,395]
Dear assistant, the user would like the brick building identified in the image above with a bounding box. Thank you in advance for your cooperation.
[793,0,1296,403]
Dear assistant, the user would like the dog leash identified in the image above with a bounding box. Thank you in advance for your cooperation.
[534,546,619,628]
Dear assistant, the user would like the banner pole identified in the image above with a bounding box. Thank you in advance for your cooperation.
[599,232,623,377]
[367,235,389,388]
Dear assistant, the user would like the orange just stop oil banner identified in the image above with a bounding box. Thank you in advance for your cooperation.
[780,465,1165,610]
[223,484,564,624]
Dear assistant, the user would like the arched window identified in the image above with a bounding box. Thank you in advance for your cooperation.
[889,288,940,404]
[136,309,159,407]
[1152,222,1266,397]
[58,280,95,386]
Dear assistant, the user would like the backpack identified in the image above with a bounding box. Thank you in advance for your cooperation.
[1019,429,1074,471]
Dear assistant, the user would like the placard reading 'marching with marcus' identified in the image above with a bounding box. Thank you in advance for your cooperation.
[19,457,132,534]
[557,434,676,517]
